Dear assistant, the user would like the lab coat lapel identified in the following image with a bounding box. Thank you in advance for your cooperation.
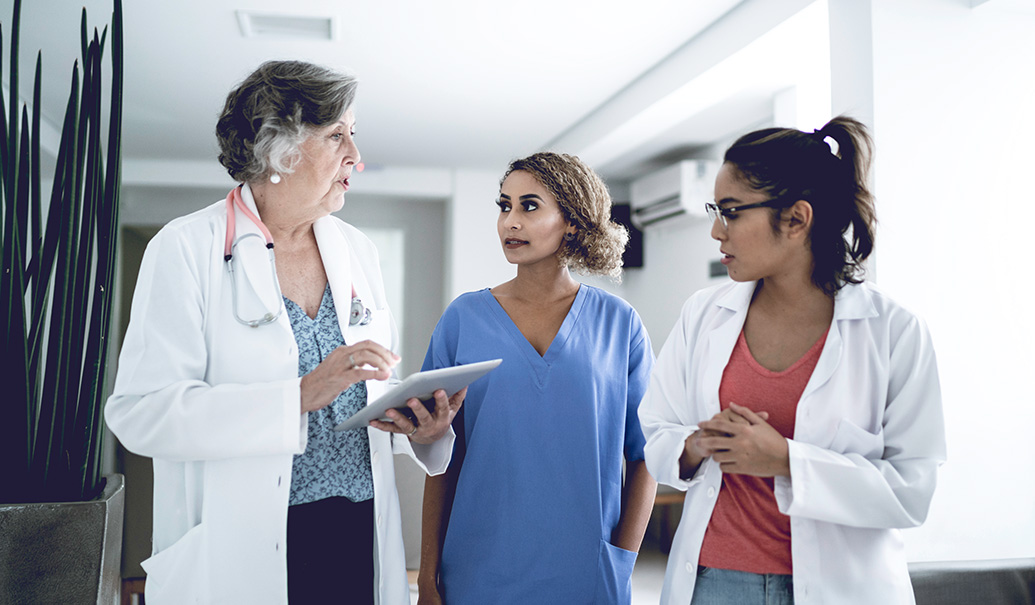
[704,282,754,412]
[312,218,391,404]
[237,184,293,335]
[800,282,878,402]
[312,216,354,341]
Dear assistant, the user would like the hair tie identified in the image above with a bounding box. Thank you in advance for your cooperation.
[812,128,839,158]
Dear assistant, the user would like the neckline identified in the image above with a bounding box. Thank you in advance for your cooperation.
[737,326,830,377]
[283,282,333,322]
[481,284,587,365]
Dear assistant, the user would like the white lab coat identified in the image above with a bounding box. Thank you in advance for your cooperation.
[639,280,946,605]
[105,184,453,604]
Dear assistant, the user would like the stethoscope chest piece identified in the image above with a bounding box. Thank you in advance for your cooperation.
[350,297,372,326]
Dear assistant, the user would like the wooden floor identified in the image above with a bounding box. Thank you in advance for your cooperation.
[121,578,146,604]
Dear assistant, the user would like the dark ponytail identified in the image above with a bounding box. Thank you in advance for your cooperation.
[722,115,875,295]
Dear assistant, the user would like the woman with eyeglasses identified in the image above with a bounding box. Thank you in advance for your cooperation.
[638,116,946,605]
[105,61,462,604]
[416,152,657,604]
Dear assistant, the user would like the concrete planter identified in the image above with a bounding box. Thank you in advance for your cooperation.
[0,474,125,605]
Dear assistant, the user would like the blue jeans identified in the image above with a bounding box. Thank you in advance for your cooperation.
[690,566,794,605]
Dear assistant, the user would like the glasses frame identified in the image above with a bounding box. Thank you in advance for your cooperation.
[704,198,787,229]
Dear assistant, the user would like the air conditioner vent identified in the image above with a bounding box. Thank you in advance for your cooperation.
[629,160,718,229]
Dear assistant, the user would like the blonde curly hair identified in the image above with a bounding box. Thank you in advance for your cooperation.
[501,152,629,280]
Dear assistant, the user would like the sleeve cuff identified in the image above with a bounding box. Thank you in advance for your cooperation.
[392,426,456,475]
[774,438,799,513]
[647,425,698,489]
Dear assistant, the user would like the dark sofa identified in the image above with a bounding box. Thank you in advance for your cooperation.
[909,558,1035,605]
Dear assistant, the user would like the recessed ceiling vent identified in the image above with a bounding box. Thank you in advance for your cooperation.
[236,11,335,40]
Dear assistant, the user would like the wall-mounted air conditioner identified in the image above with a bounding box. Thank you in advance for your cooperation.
[630,160,719,229]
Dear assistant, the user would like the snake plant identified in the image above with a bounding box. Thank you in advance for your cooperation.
[0,0,123,504]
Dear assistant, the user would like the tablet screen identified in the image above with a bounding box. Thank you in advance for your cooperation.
[332,358,502,432]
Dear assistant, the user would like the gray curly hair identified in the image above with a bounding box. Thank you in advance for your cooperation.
[216,60,358,183]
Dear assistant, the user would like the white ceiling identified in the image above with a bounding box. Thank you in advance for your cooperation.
[2,0,746,177]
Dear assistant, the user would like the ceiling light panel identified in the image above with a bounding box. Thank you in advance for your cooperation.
[236,11,336,40]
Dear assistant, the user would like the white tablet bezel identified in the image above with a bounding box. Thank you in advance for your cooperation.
[332,359,502,432]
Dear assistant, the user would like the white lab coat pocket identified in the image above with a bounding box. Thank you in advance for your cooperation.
[347,308,392,348]
[141,522,208,602]
[829,419,884,459]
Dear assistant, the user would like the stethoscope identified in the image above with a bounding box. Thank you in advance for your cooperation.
[223,186,372,328]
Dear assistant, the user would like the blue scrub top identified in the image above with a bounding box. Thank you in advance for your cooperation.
[421,285,654,604]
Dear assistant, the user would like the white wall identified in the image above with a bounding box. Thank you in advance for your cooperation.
[552,0,1035,563]
[445,169,514,303]
[592,213,727,355]
[870,0,1035,561]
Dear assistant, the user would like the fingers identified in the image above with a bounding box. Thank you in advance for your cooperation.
[407,393,439,426]
[372,405,420,435]
[688,435,710,459]
[712,404,767,424]
[412,388,464,425]
[698,417,741,435]
[369,416,415,435]
[342,340,400,374]
[371,389,462,444]
[447,387,467,412]
[703,404,771,434]
[714,408,750,425]
[695,434,731,455]
[728,402,769,425]
[710,449,736,465]
[688,429,730,458]
[301,363,392,413]
[373,393,440,439]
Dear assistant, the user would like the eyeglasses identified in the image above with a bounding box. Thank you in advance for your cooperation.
[704,198,786,230]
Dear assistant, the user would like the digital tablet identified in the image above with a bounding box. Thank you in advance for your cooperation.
[333,359,502,432]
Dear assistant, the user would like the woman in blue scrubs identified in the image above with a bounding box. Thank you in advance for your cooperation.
[417,152,657,604]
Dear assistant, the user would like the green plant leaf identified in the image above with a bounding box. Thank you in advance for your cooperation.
[7,0,20,209]
[1,25,9,181]
[85,0,124,495]
[29,52,41,285]
[4,0,121,504]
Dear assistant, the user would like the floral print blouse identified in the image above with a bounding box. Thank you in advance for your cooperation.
[284,283,374,505]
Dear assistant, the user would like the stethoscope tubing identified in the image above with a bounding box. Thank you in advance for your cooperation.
[224,186,284,328]
[222,185,371,329]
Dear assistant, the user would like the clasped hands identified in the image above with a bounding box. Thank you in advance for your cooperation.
[685,402,790,477]
[299,339,465,444]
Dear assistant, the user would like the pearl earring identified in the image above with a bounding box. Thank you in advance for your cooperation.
[270,173,282,184]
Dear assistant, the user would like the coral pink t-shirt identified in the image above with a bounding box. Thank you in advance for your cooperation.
[697,327,828,575]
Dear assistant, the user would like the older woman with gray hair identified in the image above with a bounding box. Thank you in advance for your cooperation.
[105,60,463,604]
